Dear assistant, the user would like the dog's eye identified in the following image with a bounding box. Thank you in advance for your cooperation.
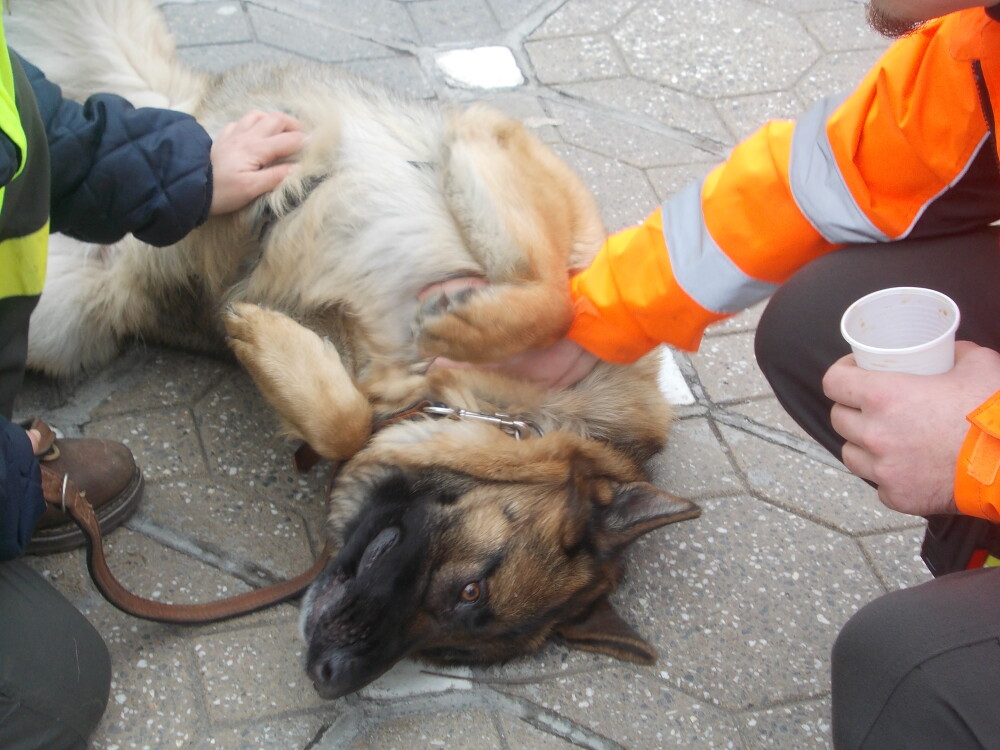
[459,581,482,603]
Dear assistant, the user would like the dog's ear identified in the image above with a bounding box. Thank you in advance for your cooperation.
[555,596,657,664]
[595,482,700,557]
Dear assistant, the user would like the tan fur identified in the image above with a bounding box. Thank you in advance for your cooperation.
[12,0,700,698]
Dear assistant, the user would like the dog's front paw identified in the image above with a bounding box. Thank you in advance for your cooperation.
[223,302,373,462]
[415,277,572,365]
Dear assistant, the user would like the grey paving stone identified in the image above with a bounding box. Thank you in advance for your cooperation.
[545,98,711,168]
[723,395,820,445]
[177,41,302,71]
[648,416,744,499]
[499,666,743,748]
[91,348,229,418]
[801,6,890,53]
[530,0,637,38]
[690,331,773,404]
[88,408,209,480]
[613,1,822,98]
[494,712,578,748]
[525,34,627,85]
[739,699,832,749]
[161,1,253,46]
[247,5,398,62]
[796,47,888,105]
[251,0,420,46]
[407,0,502,45]
[134,478,318,578]
[860,527,934,591]
[549,142,660,231]
[340,55,435,98]
[718,423,907,534]
[553,77,733,147]
[363,708,505,749]
[620,495,884,711]
[192,623,330,722]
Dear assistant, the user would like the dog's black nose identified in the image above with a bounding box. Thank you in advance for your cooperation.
[358,526,400,575]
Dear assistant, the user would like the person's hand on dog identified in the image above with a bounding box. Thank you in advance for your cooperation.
[421,277,599,388]
[209,110,306,215]
[431,337,599,388]
[823,341,1000,517]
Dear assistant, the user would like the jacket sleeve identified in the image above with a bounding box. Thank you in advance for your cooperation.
[16,51,214,247]
[567,9,1000,362]
[955,393,1000,521]
[0,417,44,561]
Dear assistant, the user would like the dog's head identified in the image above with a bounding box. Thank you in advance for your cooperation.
[300,425,699,700]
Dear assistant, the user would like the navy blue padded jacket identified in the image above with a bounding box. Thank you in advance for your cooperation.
[1,51,214,560]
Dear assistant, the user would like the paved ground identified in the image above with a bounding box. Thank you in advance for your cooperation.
[13,1,936,748]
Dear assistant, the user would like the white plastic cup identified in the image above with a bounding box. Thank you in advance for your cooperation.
[840,287,960,375]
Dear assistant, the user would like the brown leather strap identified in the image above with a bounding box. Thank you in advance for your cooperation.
[41,468,330,624]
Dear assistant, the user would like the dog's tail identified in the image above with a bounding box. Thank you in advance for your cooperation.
[5,0,208,113]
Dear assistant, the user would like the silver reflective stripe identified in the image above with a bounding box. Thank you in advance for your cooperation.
[663,180,779,314]
[789,94,890,244]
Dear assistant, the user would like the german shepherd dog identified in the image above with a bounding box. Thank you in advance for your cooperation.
[11,0,700,699]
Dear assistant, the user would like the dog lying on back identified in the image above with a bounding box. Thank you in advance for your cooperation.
[12,0,700,699]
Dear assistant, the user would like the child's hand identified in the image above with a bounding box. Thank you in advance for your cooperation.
[209,110,306,215]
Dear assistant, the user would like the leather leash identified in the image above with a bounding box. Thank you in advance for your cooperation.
[40,466,330,624]
[40,402,429,624]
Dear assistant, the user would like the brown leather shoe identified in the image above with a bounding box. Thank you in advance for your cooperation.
[25,418,144,555]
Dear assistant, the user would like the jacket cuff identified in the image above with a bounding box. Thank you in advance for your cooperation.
[567,231,662,363]
[954,390,1000,522]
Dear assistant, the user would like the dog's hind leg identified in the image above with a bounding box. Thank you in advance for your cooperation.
[224,303,373,462]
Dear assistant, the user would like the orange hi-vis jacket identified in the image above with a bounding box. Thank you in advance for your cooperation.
[566,7,1000,520]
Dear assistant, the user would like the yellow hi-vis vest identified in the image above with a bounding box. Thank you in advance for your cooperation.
[0,18,49,301]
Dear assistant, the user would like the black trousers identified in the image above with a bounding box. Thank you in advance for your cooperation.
[754,228,1000,749]
[0,294,111,747]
